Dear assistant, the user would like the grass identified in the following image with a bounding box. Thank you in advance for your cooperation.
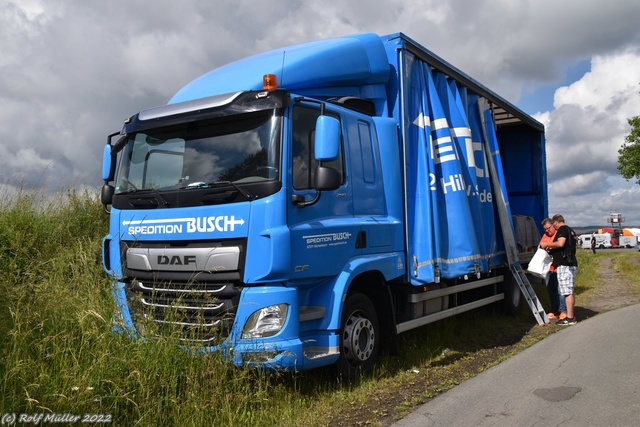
[614,253,640,287]
[1,190,636,426]
[571,249,640,306]
[572,249,600,302]
[0,189,302,426]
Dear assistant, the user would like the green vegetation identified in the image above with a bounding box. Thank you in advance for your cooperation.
[618,115,640,184]
[572,249,640,306]
[613,252,640,289]
[0,189,311,426]
[573,249,599,300]
[1,191,637,426]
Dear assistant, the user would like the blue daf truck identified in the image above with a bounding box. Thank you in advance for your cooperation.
[101,33,547,377]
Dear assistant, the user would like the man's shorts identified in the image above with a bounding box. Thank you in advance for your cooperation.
[557,265,577,296]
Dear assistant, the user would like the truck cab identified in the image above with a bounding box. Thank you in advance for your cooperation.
[102,79,403,374]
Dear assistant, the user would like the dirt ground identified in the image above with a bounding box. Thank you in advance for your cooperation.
[327,253,640,427]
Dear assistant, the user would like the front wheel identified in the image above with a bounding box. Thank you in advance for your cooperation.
[335,293,380,380]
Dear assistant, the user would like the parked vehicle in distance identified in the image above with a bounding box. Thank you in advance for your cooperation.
[579,233,612,249]
[617,235,637,248]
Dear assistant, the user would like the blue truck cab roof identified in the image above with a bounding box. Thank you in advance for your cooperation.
[169,33,391,104]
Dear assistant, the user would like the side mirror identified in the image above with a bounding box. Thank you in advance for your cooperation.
[315,165,341,191]
[292,165,340,208]
[314,116,340,161]
[292,114,341,208]
[101,184,114,207]
[102,144,113,181]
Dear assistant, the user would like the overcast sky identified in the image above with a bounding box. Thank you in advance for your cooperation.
[2,0,640,227]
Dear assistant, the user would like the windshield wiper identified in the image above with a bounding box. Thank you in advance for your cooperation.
[120,187,170,207]
[182,181,257,200]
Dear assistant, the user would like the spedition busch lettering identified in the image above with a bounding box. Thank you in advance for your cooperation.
[304,232,352,249]
[123,216,245,236]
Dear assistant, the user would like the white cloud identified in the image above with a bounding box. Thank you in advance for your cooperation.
[554,50,640,110]
[542,48,640,225]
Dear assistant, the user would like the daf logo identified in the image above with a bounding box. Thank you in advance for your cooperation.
[157,255,197,266]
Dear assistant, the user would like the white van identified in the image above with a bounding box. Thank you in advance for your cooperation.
[579,233,612,249]
[618,235,638,248]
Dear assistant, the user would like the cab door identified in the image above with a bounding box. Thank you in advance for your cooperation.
[287,104,359,278]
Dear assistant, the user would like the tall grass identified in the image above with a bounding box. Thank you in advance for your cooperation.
[0,189,319,426]
[573,249,598,299]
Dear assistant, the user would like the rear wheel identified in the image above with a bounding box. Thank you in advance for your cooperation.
[335,293,380,379]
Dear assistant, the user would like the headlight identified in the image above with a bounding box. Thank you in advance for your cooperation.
[242,304,289,338]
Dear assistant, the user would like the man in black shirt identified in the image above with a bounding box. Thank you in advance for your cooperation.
[540,214,578,325]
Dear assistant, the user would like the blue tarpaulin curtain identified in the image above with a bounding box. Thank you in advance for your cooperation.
[478,98,519,266]
[467,94,503,270]
[406,59,507,285]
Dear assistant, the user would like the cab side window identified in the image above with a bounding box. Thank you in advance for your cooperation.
[291,105,343,190]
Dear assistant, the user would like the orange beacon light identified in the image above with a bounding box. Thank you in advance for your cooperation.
[263,74,277,90]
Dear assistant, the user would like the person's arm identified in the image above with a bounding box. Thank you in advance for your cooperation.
[541,236,566,249]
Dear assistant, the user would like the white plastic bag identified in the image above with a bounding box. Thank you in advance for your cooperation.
[528,247,552,279]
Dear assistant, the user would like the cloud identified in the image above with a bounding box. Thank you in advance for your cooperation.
[539,47,640,224]
[1,0,640,226]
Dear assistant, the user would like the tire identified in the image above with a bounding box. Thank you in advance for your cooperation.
[335,293,380,379]
[504,272,522,317]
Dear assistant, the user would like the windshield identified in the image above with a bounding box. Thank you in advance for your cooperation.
[115,109,282,194]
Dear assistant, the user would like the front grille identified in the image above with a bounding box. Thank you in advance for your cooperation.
[121,239,245,345]
[126,280,241,345]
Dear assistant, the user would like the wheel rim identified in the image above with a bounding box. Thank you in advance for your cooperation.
[343,312,375,364]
